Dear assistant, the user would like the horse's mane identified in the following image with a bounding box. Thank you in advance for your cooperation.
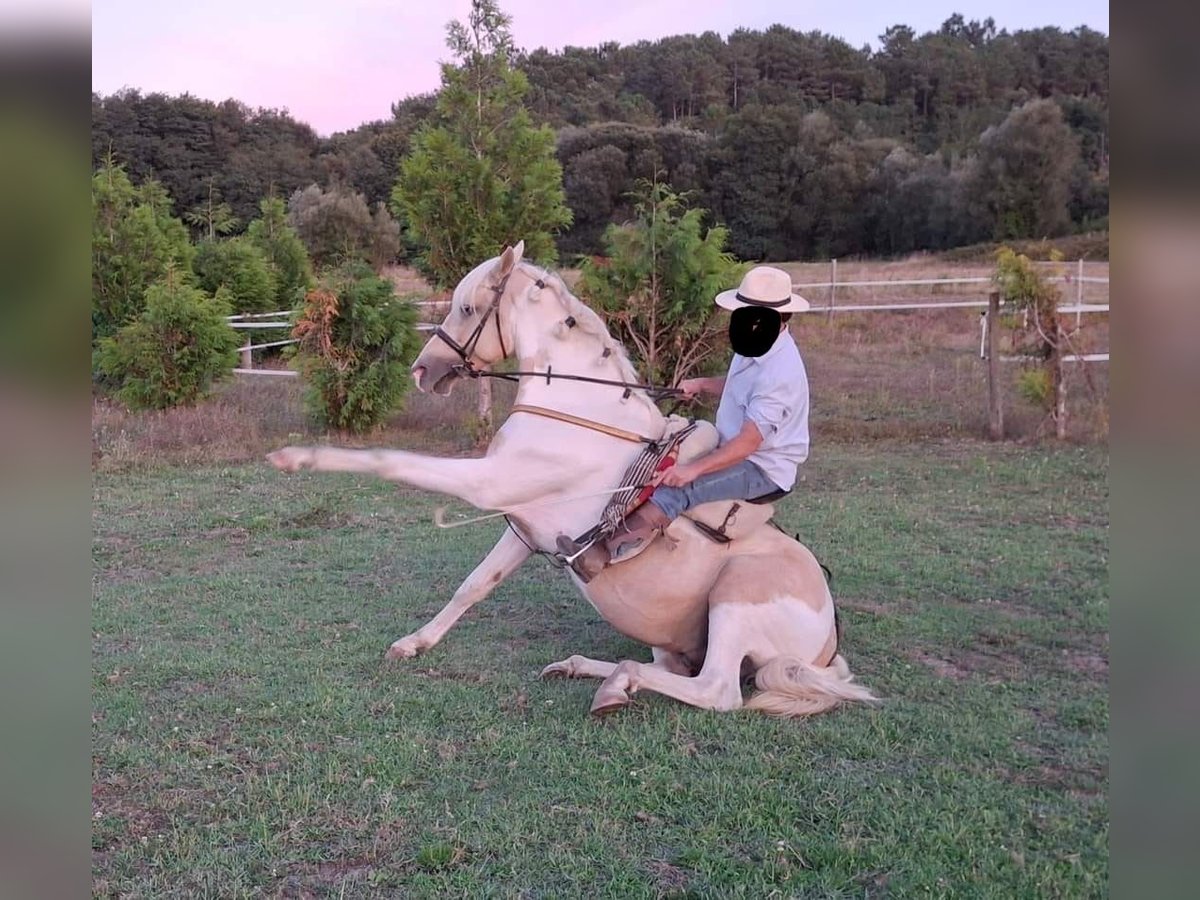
[522,262,643,388]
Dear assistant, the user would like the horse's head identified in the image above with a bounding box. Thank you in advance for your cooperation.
[410,242,530,395]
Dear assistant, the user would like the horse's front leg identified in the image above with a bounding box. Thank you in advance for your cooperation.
[388,527,531,659]
[267,446,535,510]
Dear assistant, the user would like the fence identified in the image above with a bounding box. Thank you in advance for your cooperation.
[231,265,1108,439]
[227,300,447,377]
[784,264,1109,440]
[227,311,298,377]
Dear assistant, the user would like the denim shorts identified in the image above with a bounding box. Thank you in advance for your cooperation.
[649,460,782,520]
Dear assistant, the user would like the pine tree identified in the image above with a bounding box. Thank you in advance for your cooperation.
[392,0,572,288]
[292,264,423,432]
[96,269,241,409]
[578,180,743,387]
[246,196,314,307]
[91,158,194,345]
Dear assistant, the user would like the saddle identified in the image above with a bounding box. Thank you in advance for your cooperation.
[570,417,787,567]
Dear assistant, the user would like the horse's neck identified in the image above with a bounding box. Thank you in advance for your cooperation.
[510,295,664,439]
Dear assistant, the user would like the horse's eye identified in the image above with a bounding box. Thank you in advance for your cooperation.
[461,305,474,317]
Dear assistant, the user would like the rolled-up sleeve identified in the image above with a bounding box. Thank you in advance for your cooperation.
[745,379,791,438]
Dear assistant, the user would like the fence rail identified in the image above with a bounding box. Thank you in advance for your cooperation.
[791,273,1109,291]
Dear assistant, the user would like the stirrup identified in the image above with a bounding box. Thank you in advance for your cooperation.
[555,534,607,583]
[554,533,592,564]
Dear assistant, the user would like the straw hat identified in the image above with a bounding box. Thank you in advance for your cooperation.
[715,266,810,312]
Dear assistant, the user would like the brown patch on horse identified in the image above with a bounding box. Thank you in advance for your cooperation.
[706,538,830,611]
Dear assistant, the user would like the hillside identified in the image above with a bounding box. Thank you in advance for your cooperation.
[92,15,1107,262]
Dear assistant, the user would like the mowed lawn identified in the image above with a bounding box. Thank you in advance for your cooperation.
[92,439,1108,898]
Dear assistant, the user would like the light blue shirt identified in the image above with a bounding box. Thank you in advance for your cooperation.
[715,327,810,491]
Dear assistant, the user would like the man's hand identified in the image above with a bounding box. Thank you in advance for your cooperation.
[655,461,704,488]
[677,376,724,399]
[653,421,763,491]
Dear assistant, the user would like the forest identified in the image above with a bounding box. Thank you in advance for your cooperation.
[91,14,1108,262]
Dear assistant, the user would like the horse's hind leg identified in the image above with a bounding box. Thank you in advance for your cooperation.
[541,647,694,681]
[589,609,749,715]
[387,528,531,659]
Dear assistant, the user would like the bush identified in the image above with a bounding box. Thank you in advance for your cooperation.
[292,264,423,432]
[95,274,241,410]
[193,237,278,314]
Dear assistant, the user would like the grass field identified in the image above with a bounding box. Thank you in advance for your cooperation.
[92,439,1108,897]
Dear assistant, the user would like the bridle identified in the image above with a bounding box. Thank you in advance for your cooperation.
[431,266,531,374]
[428,263,686,405]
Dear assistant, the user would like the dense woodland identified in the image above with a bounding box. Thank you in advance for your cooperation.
[92,15,1108,262]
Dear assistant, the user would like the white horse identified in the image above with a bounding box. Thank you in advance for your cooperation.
[268,243,877,717]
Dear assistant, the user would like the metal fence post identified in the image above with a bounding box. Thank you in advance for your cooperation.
[1076,258,1084,329]
[827,259,837,324]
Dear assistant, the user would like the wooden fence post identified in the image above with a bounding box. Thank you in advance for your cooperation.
[1054,321,1067,440]
[987,291,1004,440]
[477,378,493,437]
[240,338,253,371]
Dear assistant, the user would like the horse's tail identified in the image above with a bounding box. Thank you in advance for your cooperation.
[745,654,880,718]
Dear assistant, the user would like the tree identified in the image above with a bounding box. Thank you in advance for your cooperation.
[972,98,1080,239]
[577,181,743,388]
[184,179,239,240]
[291,264,423,432]
[91,158,194,344]
[705,104,804,260]
[287,183,402,271]
[993,247,1079,438]
[95,270,241,409]
[392,0,572,288]
[246,196,314,307]
[557,123,711,255]
[192,238,277,314]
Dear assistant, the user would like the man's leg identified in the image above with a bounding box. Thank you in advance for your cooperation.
[557,461,780,582]
[648,460,780,521]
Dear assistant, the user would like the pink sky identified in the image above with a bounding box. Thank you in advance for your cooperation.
[92,0,1109,136]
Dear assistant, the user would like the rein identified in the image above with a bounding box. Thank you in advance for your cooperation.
[431,264,685,403]
[464,366,684,403]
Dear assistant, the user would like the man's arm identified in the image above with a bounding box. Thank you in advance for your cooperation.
[656,420,762,488]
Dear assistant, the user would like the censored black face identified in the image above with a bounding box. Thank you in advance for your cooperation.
[728,306,783,357]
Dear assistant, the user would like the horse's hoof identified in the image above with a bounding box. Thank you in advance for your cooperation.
[590,689,630,717]
[541,655,583,679]
[267,447,307,473]
[386,637,423,660]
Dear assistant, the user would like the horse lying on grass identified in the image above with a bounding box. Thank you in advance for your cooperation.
[268,243,877,717]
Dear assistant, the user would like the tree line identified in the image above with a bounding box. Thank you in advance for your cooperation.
[92,14,1107,262]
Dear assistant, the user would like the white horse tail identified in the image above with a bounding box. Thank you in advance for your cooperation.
[745,654,880,718]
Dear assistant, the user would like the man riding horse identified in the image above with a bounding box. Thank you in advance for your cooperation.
[557,265,812,581]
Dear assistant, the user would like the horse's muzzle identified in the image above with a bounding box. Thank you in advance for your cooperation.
[411,363,459,395]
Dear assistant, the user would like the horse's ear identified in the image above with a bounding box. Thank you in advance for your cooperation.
[498,241,525,275]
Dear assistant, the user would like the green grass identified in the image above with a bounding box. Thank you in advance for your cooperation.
[92,439,1108,898]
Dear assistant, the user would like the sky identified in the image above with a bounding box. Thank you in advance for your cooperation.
[92,0,1109,137]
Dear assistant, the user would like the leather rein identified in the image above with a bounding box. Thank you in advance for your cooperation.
[428,265,686,445]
